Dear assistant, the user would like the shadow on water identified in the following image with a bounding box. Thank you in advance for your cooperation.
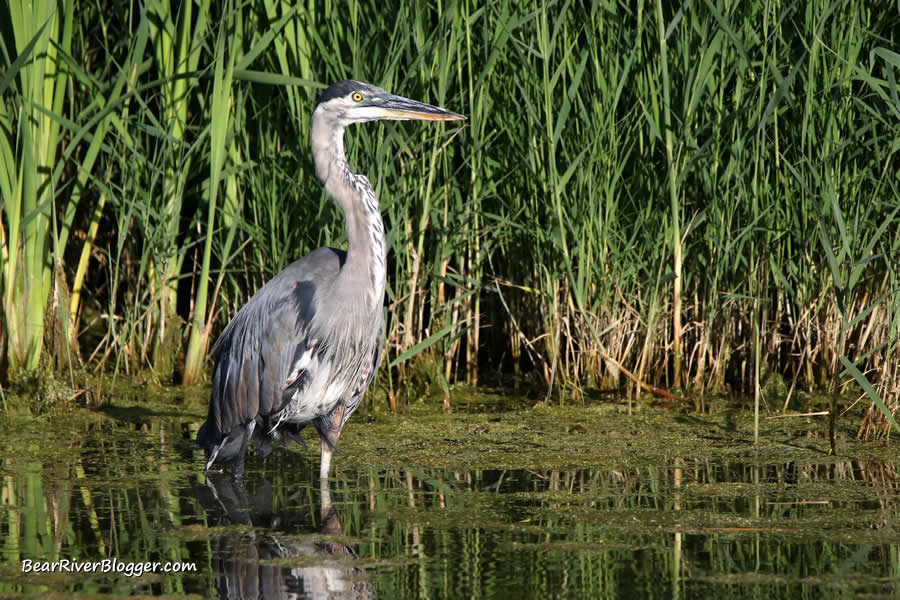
[0,387,899,598]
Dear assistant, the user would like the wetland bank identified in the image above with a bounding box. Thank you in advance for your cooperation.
[1,382,899,598]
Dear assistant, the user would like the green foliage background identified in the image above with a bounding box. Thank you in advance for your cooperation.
[1,0,899,413]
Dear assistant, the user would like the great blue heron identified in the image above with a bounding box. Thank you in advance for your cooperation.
[196,80,465,481]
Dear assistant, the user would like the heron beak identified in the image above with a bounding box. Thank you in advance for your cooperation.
[374,94,466,121]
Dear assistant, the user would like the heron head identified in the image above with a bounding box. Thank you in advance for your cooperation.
[313,80,466,126]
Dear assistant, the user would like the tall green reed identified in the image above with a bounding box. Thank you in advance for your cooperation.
[182,4,239,384]
[0,0,73,372]
[144,0,209,377]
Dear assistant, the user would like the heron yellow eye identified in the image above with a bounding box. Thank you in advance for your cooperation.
[352,92,363,102]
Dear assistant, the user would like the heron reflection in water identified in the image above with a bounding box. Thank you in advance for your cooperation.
[200,475,373,599]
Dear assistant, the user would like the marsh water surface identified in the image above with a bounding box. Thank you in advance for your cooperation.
[1,384,899,598]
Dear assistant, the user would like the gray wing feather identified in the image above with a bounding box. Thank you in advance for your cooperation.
[201,248,345,452]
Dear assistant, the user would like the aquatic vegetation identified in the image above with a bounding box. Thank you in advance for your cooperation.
[1,388,899,598]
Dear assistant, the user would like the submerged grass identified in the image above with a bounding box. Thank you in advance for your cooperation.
[336,399,885,473]
[0,0,899,433]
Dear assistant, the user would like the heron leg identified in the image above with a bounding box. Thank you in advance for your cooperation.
[232,453,246,483]
[318,404,345,480]
[318,477,346,553]
[319,438,337,480]
[231,420,256,483]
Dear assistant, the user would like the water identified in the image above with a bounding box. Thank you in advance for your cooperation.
[1,388,899,598]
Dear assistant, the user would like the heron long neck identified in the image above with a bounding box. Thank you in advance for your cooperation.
[311,116,386,311]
